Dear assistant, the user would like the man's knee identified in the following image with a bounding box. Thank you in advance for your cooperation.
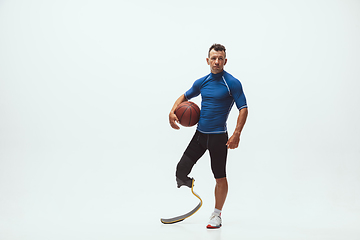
[176,154,195,178]
[215,177,228,186]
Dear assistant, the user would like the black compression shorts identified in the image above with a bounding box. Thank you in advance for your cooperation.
[183,130,228,179]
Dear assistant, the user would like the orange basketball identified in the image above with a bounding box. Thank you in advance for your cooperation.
[175,101,200,127]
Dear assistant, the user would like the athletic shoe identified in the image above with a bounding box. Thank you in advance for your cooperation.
[206,213,222,229]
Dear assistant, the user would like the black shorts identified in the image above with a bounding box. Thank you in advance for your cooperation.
[183,130,228,179]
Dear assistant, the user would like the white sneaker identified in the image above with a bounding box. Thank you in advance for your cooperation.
[206,213,222,229]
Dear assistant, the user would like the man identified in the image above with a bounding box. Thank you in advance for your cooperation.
[169,44,248,229]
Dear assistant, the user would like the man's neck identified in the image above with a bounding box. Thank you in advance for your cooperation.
[211,70,224,75]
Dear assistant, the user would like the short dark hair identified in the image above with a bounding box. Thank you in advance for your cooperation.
[208,43,226,57]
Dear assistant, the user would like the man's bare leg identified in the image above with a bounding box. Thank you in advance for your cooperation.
[207,177,228,228]
[215,177,228,210]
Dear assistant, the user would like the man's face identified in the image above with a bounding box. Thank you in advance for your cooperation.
[207,49,227,74]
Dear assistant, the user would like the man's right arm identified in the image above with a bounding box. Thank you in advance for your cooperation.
[169,94,187,129]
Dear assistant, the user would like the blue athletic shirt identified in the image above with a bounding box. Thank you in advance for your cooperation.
[184,70,247,134]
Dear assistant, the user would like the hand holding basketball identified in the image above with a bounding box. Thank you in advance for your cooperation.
[169,112,180,130]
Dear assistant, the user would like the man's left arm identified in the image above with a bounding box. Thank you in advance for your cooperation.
[226,107,248,149]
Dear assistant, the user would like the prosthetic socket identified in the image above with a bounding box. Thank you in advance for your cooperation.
[176,154,195,188]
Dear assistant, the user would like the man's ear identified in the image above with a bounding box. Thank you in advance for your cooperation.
[224,58,228,65]
[206,58,210,65]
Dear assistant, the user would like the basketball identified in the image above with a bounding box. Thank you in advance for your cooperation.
[175,101,200,127]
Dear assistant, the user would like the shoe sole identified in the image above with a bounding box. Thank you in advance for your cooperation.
[206,224,222,229]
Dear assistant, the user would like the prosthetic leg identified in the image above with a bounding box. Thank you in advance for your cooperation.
[160,179,203,224]
[160,154,203,224]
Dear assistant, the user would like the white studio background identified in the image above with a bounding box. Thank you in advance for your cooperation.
[1,0,359,239]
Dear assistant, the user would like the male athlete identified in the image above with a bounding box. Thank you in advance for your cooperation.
[169,44,248,229]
